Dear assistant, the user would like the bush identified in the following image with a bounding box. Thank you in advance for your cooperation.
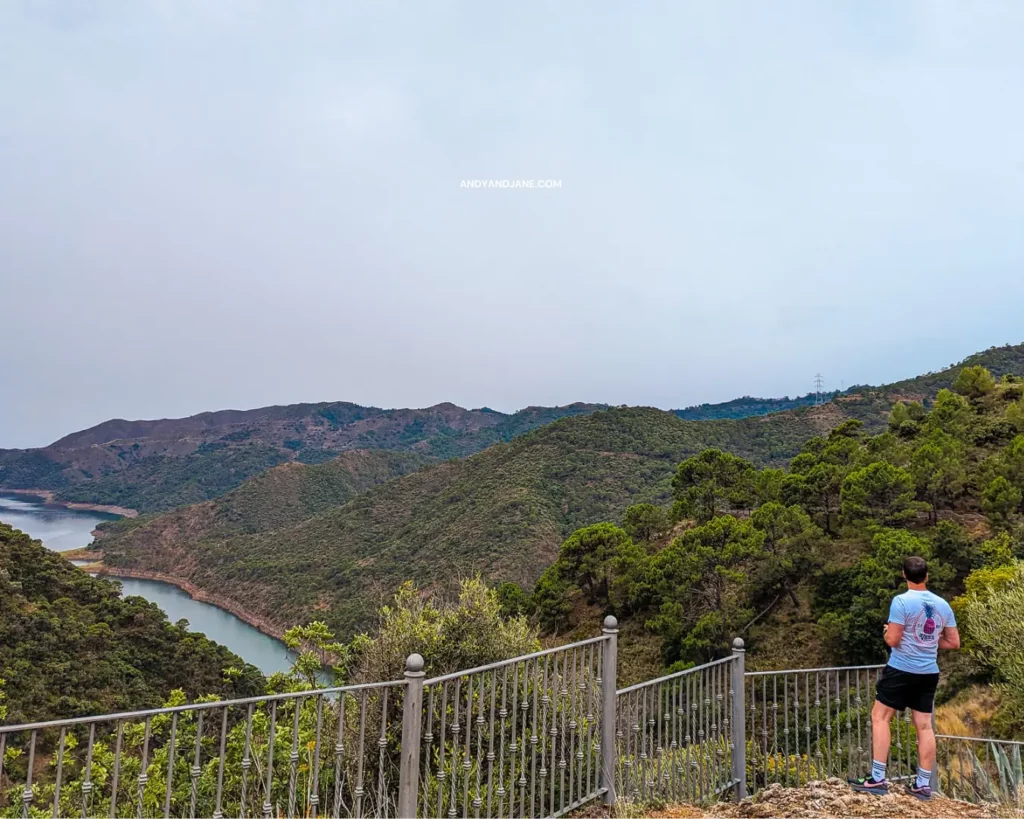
[963,561,1024,735]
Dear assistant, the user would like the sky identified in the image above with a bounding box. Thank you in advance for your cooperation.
[2,1,1023,448]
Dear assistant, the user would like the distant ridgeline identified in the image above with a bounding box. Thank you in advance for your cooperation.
[674,392,837,420]
[0,403,606,513]
[92,345,1024,658]
[0,523,264,724]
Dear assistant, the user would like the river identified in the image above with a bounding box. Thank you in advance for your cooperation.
[0,492,294,676]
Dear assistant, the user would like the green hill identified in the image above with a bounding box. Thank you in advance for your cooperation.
[98,448,431,543]
[93,402,861,638]
[84,343,1024,642]
[0,523,264,725]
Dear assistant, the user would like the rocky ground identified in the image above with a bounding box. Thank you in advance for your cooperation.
[703,778,1018,818]
[576,778,1022,818]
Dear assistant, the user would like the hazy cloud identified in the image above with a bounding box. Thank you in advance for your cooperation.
[1,1,1023,447]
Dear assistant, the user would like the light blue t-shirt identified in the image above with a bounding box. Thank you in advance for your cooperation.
[887,589,956,674]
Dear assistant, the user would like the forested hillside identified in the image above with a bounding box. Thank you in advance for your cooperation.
[93,345,1024,643]
[97,449,431,544]
[536,367,1024,734]
[0,524,264,724]
[97,404,845,637]
[0,402,603,513]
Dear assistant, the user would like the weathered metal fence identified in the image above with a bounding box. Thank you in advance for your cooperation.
[1,621,1019,817]
[412,636,608,818]
[614,651,744,805]
[935,735,1024,805]
[0,681,405,819]
[744,664,922,792]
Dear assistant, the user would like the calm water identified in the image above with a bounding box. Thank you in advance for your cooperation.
[0,492,293,676]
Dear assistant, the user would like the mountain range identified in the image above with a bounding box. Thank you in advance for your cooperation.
[87,343,1024,640]
[0,402,604,512]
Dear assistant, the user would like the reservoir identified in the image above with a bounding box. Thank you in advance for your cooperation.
[0,492,294,676]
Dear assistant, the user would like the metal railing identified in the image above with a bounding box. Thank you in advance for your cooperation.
[0,621,621,819]
[0,682,405,819]
[413,635,608,818]
[2,624,1019,817]
[936,735,1024,806]
[614,645,745,806]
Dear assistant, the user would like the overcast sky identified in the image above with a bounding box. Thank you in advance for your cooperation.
[2,1,1023,448]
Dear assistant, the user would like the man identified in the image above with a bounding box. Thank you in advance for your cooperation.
[849,556,959,801]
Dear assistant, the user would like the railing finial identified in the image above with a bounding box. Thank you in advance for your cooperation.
[732,637,745,651]
[405,653,425,675]
[602,614,619,632]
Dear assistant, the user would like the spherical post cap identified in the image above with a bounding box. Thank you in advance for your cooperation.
[603,615,618,631]
[405,653,425,673]
[732,637,745,650]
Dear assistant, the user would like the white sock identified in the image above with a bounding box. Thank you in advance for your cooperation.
[916,767,931,789]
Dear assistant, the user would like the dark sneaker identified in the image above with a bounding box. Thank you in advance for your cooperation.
[905,782,932,801]
[848,775,889,795]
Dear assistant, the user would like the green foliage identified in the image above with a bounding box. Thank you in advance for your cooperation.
[671,449,755,522]
[1007,400,1024,434]
[343,578,539,683]
[495,581,531,618]
[964,562,1024,733]
[927,389,974,440]
[982,477,1023,530]
[534,524,647,628]
[817,529,937,663]
[641,516,765,661]
[0,523,264,724]
[749,502,823,605]
[954,365,997,401]
[888,400,927,436]
[911,430,967,520]
[840,461,918,527]
[0,452,68,490]
[282,621,347,688]
[84,359,1024,692]
[674,393,827,420]
[56,445,292,512]
[621,503,669,542]
[931,520,981,579]
[555,524,634,602]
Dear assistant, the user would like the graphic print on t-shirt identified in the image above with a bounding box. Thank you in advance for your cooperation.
[908,602,944,646]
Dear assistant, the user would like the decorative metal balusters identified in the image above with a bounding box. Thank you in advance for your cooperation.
[741,664,945,794]
[934,734,1024,806]
[416,635,607,818]
[614,652,742,806]
[5,633,1020,818]
[0,682,403,818]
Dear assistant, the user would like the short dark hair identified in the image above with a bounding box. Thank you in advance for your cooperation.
[903,556,928,584]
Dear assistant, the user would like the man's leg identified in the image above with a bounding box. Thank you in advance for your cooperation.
[852,700,896,791]
[912,710,936,789]
[871,701,896,781]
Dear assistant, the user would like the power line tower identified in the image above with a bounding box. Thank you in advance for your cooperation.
[814,374,825,406]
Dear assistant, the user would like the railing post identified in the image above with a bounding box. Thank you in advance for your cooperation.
[601,615,618,806]
[731,637,747,801]
[398,653,425,819]
[930,713,939,794]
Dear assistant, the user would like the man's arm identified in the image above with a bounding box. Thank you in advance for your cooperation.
[884,622,904,648]
[938,626,960,650]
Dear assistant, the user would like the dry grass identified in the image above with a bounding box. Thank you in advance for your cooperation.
[936,685,1005,737]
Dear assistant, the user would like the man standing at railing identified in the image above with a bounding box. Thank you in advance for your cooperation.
[848,556,960,801]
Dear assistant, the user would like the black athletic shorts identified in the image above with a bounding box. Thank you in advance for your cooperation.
[874,665,940,713]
